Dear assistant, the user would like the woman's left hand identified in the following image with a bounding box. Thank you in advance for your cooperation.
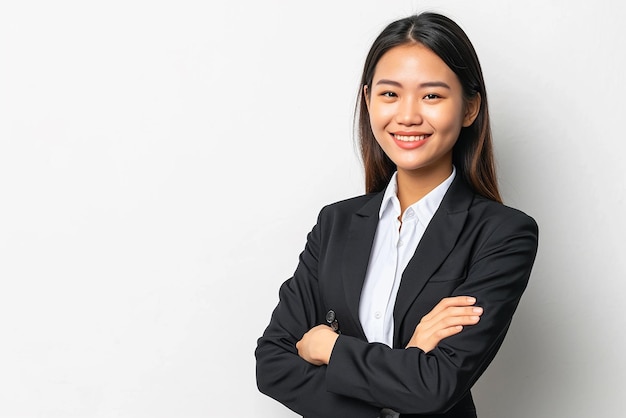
[296,325,339,366]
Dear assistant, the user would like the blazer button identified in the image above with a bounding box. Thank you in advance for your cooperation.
[325,310,336,324]
[379,408,400,418]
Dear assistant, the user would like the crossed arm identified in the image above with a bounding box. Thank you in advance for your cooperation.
[297,296,484,366]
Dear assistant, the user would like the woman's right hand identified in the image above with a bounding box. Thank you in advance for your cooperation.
[405,296,483,353]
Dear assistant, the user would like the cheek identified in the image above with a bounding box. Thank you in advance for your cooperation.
[426,103,464,133]
[369,103,393,131]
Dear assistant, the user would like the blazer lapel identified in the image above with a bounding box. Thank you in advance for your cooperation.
[392,177,474,344]
[341,192,384,340]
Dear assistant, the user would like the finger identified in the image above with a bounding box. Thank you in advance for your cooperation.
[440,296,477,308]
[421,296,477,321]
[440,314,481,328]
[433,325,465,340]
[438,306,483,321]
[422,314,480,339]
[422,305,483,331]
[420,312,482,338]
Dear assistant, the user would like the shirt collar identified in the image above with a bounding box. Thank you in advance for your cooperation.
[378,167,457,226]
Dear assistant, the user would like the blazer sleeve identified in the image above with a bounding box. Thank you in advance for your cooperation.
[325,209,539,414]
[255,207,382,418]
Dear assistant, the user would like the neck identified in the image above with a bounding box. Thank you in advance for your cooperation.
[396,165,453,214]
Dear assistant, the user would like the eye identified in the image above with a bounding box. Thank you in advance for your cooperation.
[381,91,397,98]
[423,93,441,100]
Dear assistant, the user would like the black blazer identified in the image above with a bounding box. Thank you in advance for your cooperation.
[256,176,538,418]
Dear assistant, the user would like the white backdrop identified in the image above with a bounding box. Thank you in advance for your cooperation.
[1,1,624,417]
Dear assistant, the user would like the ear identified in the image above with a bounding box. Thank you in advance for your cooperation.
[462,93,481,127]
[364,85,370,109]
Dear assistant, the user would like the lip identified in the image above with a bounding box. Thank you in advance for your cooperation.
[391,132,431,150]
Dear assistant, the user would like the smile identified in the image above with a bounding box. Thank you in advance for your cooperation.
[393,134,430,142]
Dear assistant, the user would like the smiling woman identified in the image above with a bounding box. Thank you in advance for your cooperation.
[255,12,538,418]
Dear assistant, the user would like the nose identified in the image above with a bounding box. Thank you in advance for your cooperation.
[396,97,422,126]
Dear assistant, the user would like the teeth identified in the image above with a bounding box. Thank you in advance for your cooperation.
[394,134,428,142]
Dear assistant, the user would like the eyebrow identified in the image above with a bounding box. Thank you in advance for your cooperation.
[375,79,451,89]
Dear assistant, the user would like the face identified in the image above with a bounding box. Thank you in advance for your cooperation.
[366,43,479,179]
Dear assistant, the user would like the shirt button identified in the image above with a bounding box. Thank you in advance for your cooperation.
[397,240,404,247]
[374,311,382,319]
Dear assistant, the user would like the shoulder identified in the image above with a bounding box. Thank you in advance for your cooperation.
[465,195,539,249]
[444,177,538,236]
[472,195,537,227]
[309,192,382,236]
[319,193,379,215]
[320,193,382,218]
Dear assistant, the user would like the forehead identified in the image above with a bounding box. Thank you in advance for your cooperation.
[372,43,459,85]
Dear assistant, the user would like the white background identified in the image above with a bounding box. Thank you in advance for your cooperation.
[1,1,624,417]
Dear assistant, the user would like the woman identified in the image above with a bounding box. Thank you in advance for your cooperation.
[255,12,538,418]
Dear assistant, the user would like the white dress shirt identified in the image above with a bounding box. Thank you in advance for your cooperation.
[358,168,456,347]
